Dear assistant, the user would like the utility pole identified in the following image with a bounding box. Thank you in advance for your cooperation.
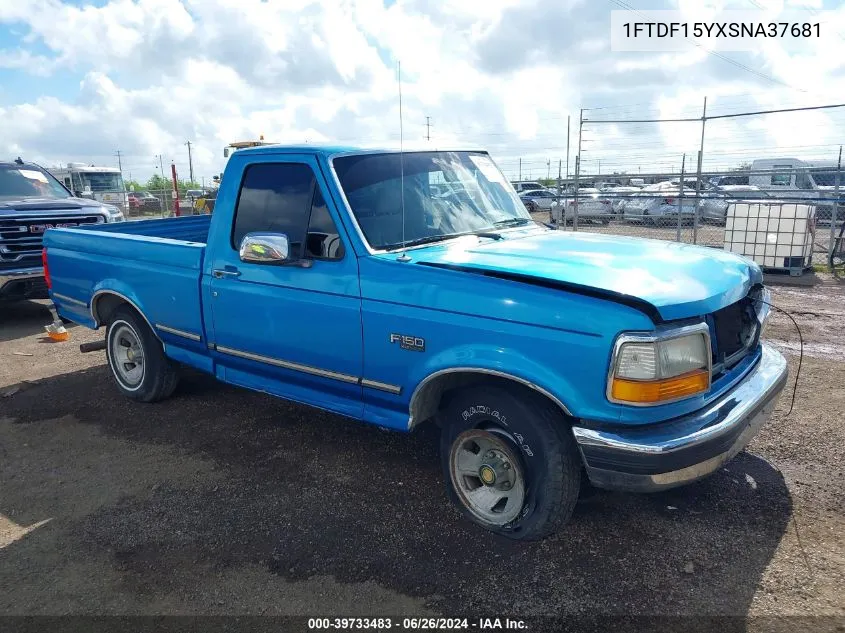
[693,96,707,245]
[566,115,570,179]
[556,159,562,226]
[519,158,522,181]
[155,155,167,213]
[115,150,123,176]
[546,159,551,181]
[677,154,686,243]
[185,141,195,184]
[424,116,432,141]
[574,108,583,231]
[829,145,842,266]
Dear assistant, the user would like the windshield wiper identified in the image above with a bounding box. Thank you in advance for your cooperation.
[494,217,558,229]
[492,217,534,228]
[383,234,461,251]
[383,230,503,252]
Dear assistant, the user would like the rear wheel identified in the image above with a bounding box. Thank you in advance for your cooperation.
[106,305,179,402]
[439,384,581,540]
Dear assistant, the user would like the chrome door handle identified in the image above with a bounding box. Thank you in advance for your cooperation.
[212,268,241,278]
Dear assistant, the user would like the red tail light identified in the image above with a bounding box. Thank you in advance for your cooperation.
[42,248,51,289]
[663,197,675,205]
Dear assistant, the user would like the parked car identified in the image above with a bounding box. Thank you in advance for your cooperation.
[44,145,787,541]
[1,158,123,304]
[510,180,546,194]
[127,191,161,212]
[550,187,612,224]
[601,185,642,215]
[519,189,558,213]
[699,186,773,224]
[622,182,699,225]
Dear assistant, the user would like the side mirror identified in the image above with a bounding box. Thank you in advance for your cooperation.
[239,233,290,264]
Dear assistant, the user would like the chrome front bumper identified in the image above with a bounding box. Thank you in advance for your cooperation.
[572,343,789,493]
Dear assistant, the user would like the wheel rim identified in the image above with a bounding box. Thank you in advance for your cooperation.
[109,322,145,389]
[449,429,526,526]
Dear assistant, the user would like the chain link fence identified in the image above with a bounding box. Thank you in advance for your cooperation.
[519,100,845,273]
[125,189,214,220]
[527,164,843,274]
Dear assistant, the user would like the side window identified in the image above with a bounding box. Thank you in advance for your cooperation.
[305,187,345,260]
[770,165,792,186]
[231,163,315,255]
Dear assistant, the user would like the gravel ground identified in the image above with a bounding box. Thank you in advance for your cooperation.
[0,285,843,620]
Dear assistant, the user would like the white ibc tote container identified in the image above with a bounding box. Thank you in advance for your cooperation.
[723,201,815,276]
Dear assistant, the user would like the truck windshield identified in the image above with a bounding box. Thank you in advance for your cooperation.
[333,151,530,250]
[0,164,71,200]
[79,172,124,192]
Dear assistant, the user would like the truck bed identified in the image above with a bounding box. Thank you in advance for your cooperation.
[44,215,211,340]
[86,214,211,243]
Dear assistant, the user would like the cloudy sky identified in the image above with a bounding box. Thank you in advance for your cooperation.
[1,0,843,185]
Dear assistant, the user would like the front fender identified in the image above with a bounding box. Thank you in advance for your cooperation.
[406,343,576,427]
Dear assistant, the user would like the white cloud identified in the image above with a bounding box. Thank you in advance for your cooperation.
[1,0,843,183]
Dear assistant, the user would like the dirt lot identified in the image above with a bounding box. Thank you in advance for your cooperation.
[0,280,843,621]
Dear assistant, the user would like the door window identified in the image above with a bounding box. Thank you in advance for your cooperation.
[232,162,344,261]
[231,163,316,255]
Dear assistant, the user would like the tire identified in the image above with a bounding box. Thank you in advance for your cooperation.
[439,384,581,540]
[105,305,179,402]
[526,201,537,213]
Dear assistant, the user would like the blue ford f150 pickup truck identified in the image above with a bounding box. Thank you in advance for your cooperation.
[44,145,788,540]
[1,159,124,304]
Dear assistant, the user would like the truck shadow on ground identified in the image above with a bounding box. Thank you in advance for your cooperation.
[0,299,79,343]
[1,366,793,616]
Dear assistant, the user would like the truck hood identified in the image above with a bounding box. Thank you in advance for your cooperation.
[0,197,107,214]
[403,230,761,322]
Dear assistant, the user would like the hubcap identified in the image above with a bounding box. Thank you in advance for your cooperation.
[449,429,526,526]
[110,322,145,388]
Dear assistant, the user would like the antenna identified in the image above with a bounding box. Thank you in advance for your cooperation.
[397,60,410,262]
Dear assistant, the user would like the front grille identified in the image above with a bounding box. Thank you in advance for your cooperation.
[708,290,761,375]
[0,213,104,270]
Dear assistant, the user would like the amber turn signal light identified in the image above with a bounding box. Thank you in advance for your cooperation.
[610,369,709,404]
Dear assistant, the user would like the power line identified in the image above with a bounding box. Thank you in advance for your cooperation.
[608,0,804,91]
[584,102,845,124]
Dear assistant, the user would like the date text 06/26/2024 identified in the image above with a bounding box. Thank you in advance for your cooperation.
[307,617,527,630]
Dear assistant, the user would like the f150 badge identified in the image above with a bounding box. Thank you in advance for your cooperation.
[390,333,425,352]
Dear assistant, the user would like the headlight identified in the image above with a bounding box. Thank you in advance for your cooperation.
[101,204,125,223]
[608,324,711,405]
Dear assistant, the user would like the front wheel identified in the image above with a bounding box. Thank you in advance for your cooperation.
[106,305,179,402]
[439,384,581,540]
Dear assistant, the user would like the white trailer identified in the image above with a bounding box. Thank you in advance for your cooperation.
[48,163,128,211]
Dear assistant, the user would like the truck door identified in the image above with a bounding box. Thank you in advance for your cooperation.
[206,156,363,419]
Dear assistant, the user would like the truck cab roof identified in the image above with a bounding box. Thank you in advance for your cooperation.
[229,144,488,158]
